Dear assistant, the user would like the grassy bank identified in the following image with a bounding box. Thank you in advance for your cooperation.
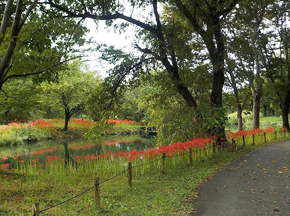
[0,130,289,215]
[226,113,283,132]
[0,119,143,147]
[0,144,273,215]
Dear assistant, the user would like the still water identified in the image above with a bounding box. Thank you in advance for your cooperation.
[0,135,155,169]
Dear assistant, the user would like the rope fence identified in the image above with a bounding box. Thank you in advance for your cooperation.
[31,130,289,215]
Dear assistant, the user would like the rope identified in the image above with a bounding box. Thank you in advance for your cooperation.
[40,185,95,213]
[37,142,228,213]
[99,169,127,184]
[40,169,128,212]
[132,157,161,168]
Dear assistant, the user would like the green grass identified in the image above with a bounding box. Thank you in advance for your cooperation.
[1,136,288,216]
[226,113,283,132]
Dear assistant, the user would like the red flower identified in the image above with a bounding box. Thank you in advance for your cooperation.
[1,163,10,169]
[31,159,40,163]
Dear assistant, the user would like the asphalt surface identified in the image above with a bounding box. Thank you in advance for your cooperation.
[192,141,290,216]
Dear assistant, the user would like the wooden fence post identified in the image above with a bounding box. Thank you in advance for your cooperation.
[189,148,193,166]
[252,134,255,145]
[161,153,166,174]
[128,162,132,187]
[231,138,236,150]
[284,130,286,138]
[242,135,245,146]
[264,132,267,144]
[212,140,216,153]
[275,131,277,140]
[95,177,100,207]
[32,202,40,216]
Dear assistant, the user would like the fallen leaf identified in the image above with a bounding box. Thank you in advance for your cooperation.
[272,160,276,163]
[278,171,283,174]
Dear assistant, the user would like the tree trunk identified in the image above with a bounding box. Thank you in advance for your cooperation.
[64,107,70,131]
[237,105,243,131]
[62,142,70,167]
[0,0,23,89]
[208,18,226,138]
[281,91,290,130]
[251,87,262,129]
[263,104,267,117]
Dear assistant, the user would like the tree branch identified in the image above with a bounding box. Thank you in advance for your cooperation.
[220,0,242,20]
[19,0,39,30]
[2,56,82,85]
[111,57,154,94]
[0,0,14,45]
[48,0,159,35]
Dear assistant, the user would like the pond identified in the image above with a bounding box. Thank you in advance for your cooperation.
[0,135,156,170]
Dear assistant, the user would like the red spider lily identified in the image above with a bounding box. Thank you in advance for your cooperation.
[76,156,82,159]
[265,127,274,133]
[90,137,214,162]
[0,156,9,161]
[31,159,40,163]
[71,143,95,150]
[1,163,10,169]
[31,148,55,155]
[228,128,265,138]
[7,122,23,129]
[46,155,60,161]
[108,119,140,125]
[102,140,135,145]
[18,160,25,163]
[70,118,95,128]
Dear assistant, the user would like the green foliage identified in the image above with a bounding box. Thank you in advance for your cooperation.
[38,60,100,130]
[0,2,89,89]
[226,112,283,132]
[0,78,44,121]
[138,72,226,144]
[0,136,279,215]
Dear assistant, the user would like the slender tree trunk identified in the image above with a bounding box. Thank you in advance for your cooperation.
[281,91,290,130]
[263,104,267,117]
[237,105,243,131]
[64,107,70,131]
[62,142,70,167]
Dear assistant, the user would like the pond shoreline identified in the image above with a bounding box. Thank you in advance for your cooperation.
[0,122,155,147]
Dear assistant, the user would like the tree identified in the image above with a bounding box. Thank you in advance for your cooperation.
[48,0,240,139]
[39,60,100,131]
[0,77,45,121]
[229,0,275,129]
[0,0,88,92]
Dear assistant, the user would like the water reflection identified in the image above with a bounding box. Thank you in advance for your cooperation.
[0,135,156,169]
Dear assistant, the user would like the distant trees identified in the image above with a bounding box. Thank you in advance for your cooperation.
[1,0,290,138]
[39,60,100,131]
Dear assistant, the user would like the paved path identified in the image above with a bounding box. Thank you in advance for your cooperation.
[192,141,290,216]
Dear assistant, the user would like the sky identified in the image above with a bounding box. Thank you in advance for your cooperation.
[83,19,137,77]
